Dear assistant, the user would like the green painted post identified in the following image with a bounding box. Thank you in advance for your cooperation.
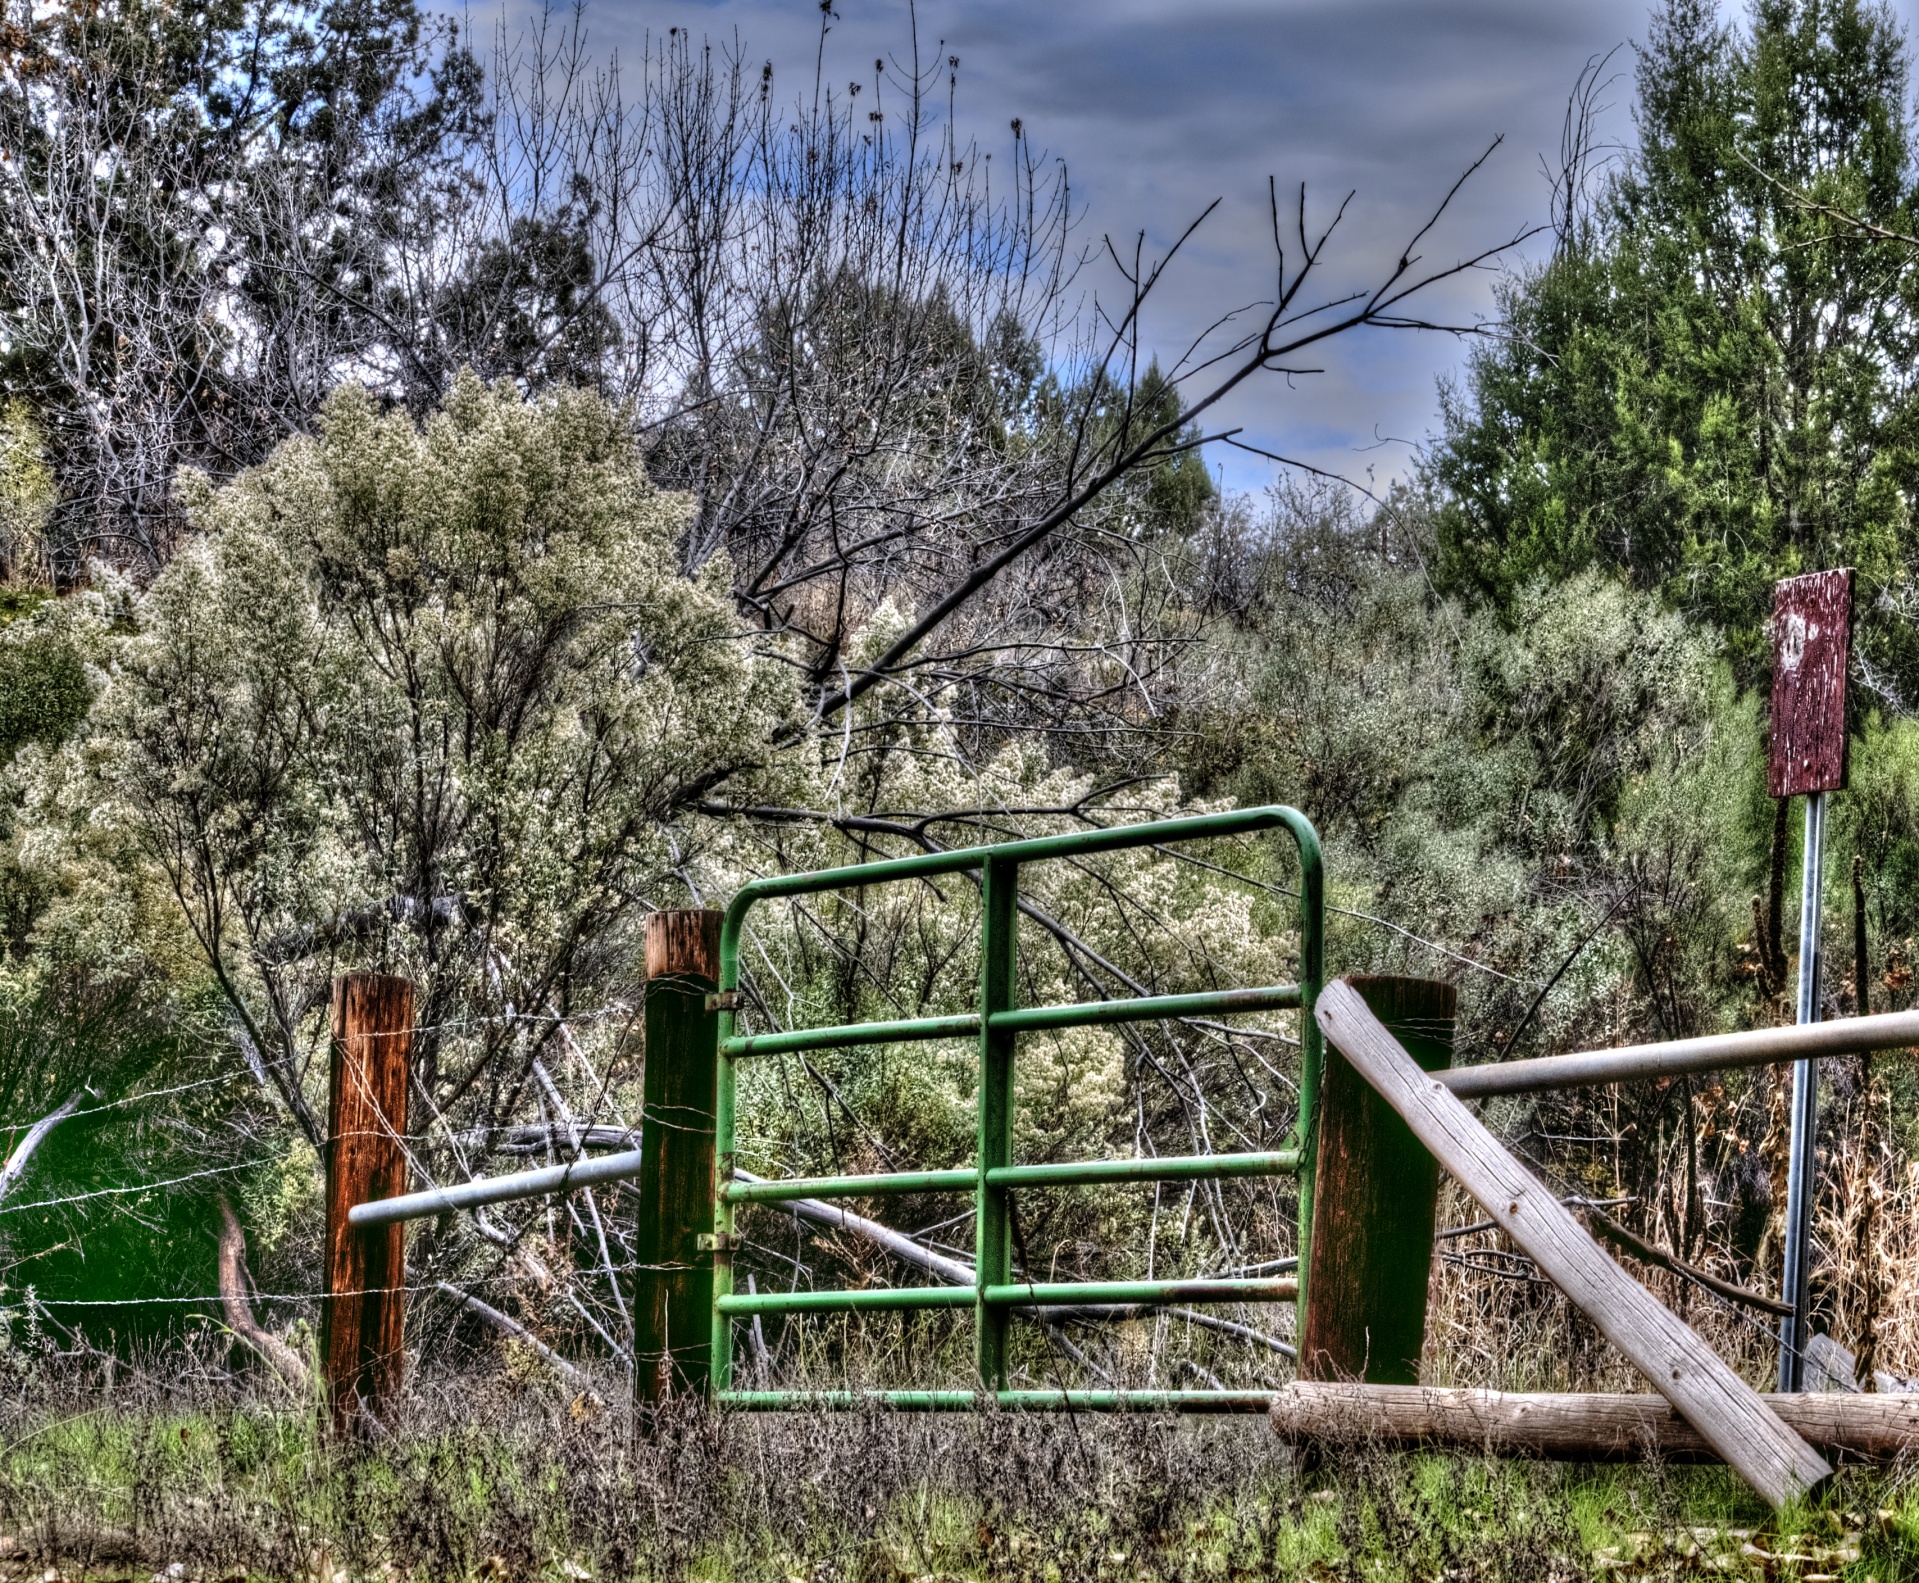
[633,909,723,1402]
[1299,975,1453,1384]
[976,856,1019,1390]
[1290,818,1326,1337]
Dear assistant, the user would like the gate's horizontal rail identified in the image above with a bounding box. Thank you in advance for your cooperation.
[722,1149,1301,1205]
[982,1277,1297,1307]
[990,1151,1299,1188]
[726,1167,978,1202]
[720,985,1301,1059]
[1441,1007,1919,1098]
[717,1287,975,1315]
[724,1014,979,1058]
[717,1389,1279,1413]
[716,1275,1297,1317]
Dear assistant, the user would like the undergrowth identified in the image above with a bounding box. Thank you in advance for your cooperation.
[0,1361,1914,1581]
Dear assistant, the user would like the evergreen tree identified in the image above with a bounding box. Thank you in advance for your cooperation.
[1434,0,1919,693]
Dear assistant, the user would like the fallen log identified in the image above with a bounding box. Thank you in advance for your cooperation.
[1270,1382,1919,1463]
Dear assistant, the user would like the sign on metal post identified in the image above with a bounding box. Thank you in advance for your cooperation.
[1768,570,1852,800]
[1769,569,1852,1392]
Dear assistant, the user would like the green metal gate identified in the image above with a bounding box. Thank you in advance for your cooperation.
[708,806,1323,1410]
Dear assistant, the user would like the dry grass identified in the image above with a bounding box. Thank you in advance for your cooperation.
[0,1356,1912,1581]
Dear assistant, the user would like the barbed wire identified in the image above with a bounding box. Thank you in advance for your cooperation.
[0,1159,280,1217]
[11,1260,673,1309]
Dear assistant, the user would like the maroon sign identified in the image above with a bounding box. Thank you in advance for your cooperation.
[1768,569,1853,798]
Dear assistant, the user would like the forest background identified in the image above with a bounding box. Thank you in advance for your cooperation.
[0,0,1910,1404]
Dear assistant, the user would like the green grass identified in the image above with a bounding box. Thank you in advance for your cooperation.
[0,1381,1915,1580]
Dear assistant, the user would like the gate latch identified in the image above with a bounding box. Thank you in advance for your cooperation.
[704,991,741,1012]
[697,1232,740,1252]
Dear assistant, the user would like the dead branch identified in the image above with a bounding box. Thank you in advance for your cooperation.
[215,1197,311,1393]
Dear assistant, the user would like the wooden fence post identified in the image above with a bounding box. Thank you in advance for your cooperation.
[1301,975,1453,1384]
[633,909,723,1403]
[322,972,413,1432]
[1315,977,1832,1511]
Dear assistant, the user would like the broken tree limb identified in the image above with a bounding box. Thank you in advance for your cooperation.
[216,1197,311,1393]
[734,1168,976,1285]
[0,1090,82,1204]
[1270,1382,1919,1463]
[1316,977,1832,1510]
[435,1282,603,1402]
[1584,1209,1791,1317]
[451,1123,640,1156]
[734,1169,1296,1347]
[257,893,480,967]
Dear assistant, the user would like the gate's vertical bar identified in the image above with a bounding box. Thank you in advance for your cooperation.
[634,909,723,1403]
[1289,819,1326,1334]
[322,972,413,1433]
[976,856,1019,1391]
[710,909,743,1398]
[1780,790,1826,1392]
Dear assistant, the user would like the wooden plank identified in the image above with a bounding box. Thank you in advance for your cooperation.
[1315,978,1832,1509]
[322,972,413,1433]
[1270,1382,1919,1463]
[1769,569,1852,797]
[1302,976,1452,1384]
[634,909,722,1402]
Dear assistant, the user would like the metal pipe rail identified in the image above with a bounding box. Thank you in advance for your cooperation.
[1440,1008,1919,1099]
[710,805,1326,1409]
[347,1148,645,1228]
[341,1008,1919,1231]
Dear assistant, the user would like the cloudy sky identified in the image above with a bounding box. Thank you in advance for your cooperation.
[581,0,1918,494]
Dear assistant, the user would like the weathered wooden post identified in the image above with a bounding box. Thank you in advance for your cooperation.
[322,972,413,1431]
[1300,975,1453,1384]
[633,909,723,1402]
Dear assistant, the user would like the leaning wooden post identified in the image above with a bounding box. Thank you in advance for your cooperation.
[633,909,723,1403]
[322,972,413,1432]
[1301,975,1453,1384]
[1316,977,1832,1511]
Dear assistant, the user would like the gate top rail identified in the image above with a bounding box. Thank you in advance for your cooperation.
[715,805,1323,984]
[710,804,1326,1407]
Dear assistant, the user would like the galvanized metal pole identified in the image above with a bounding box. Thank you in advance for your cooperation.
[1779,790,1826,1391]
[1439,1006,1919,1097]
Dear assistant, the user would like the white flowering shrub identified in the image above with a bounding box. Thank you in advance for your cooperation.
[23,376,795,1151]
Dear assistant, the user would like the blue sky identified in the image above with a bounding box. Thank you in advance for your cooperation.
[580,0,1919,496]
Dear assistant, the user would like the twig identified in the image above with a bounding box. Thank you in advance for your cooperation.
[435,1282,604,1400]
[1583,1210,1791,1317]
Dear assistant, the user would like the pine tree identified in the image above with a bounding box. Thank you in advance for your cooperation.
[1435,0,1919,694]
